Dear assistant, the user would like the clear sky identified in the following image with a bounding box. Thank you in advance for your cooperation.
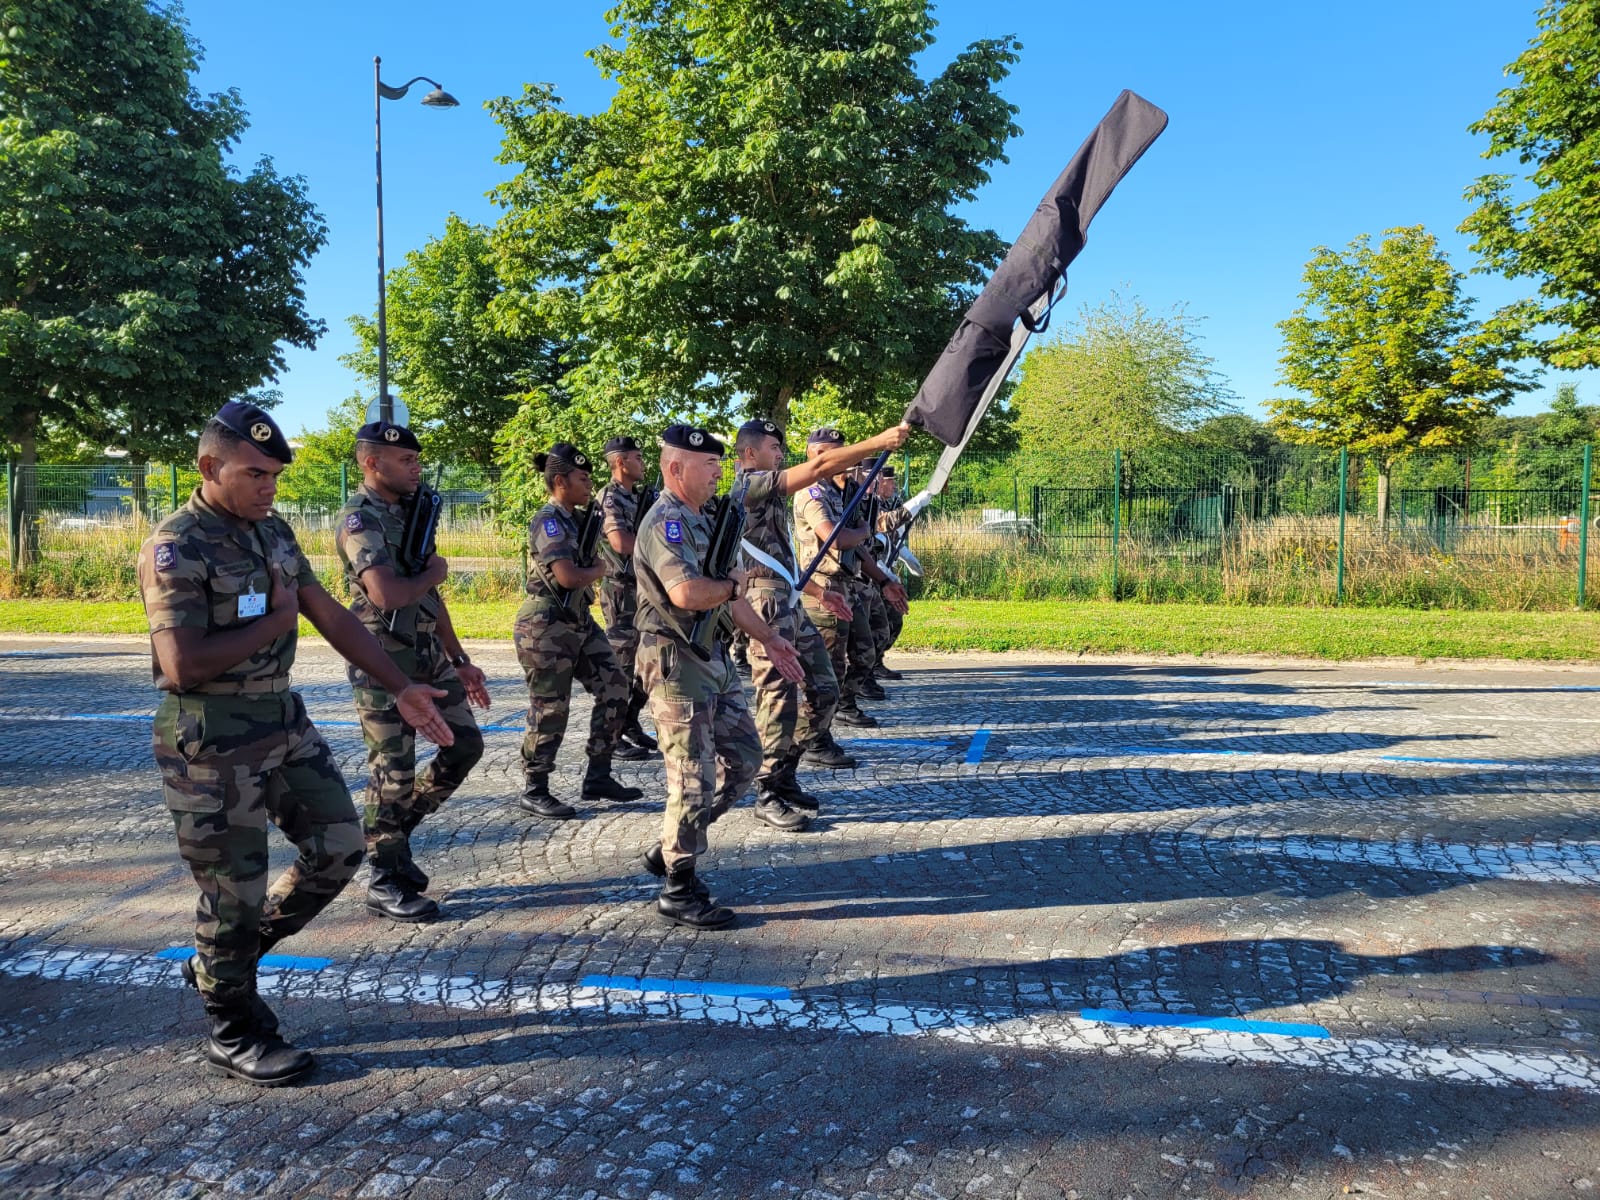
[182,0,1588,436]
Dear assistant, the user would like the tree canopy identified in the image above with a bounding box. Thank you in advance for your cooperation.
[345,217,566,467]
[1461,0,1600,369]
[1010,294,1236,461]
[1269,226,1530,522]
[0,0,326,468]
[486,0,1022,439]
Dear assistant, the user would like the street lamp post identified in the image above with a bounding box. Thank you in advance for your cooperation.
[374,56,459,424]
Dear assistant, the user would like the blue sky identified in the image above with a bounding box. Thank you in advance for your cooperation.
[183,0,1587,436]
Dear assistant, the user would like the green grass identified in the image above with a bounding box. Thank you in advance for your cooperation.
[4,598,1596,662]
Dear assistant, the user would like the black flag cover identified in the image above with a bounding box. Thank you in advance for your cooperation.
[903,90,1169,446]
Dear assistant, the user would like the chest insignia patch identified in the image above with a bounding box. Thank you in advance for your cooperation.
[345,512,363,532]
[543,518,561,537]
[664,519,683,545]
[153,543,176,571]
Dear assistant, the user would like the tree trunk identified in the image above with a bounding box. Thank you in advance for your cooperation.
[16,414,39,568]
[1376,462,1391,529]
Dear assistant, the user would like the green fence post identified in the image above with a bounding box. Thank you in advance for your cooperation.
[5,459,14,575]
[1110,449,1121,601]
[340,462,349,504]
[1579,443,1592,610]
[1336,447,1348,605]
[169,462,178,513]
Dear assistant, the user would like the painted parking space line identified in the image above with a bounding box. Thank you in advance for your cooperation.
[580,974,790,1000]
[3,944,1597,1095]
[965,730,992,764]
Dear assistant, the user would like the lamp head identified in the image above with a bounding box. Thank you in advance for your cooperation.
[421,87,459,108]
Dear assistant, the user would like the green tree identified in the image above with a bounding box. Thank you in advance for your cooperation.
[1011,294,1236,460]
[1269,226,1529,525]
[486,0,1021,438]
[0,0,325,557]
[1462,0,1600,369]
[346,217,565,467]
[1537,383,1595,448]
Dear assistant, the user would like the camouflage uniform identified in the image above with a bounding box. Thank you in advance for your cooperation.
[793,479,858,706]
[875,497,913,657]
[138,489,364,1007]
[634,489,762,871]
[596,480,658,746]
[335,484,484,876]
[738,469,839,787]
[514,501,629,775]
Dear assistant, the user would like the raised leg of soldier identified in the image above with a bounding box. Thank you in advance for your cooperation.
[156,693,359,1085]
[794,604,851,769]
[514,612,581,820]
[807,592,874,729]
[745,586,811,831]
[355,664,483,919]
[637,636,735,929]
[602,583,656,758]
[705,674,763,828]
[573,618,644,803]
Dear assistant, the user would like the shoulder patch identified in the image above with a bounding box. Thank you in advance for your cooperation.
[807,485,824,500]
[663,519,683,545]
[345,512,363,532]
[543,518,561,537]
[153,543,177,572]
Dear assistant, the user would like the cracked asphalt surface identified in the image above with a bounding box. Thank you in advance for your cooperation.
[1,636,1598,1199]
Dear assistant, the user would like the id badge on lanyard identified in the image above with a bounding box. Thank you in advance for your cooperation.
[239,526,272,620]
[238,583,267,619]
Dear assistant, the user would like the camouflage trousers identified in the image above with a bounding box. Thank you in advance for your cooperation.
[844,579,880,695]
[600,576,649,720]
[352,635,485,870]
[636,631,761,872]
[800,583,855,704]
[882,602,904,658]
[747,582,838,781]
[153,690,363,1006]
[514,597,629,774]
[599,577,641,683]
[862,582,893,665]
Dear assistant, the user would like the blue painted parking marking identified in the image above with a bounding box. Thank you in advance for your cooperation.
[1080,1008,1331,1039]
[581,974,791,1000]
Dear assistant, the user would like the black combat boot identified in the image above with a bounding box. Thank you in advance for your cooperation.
[752,790,809,831]
[857,677,888,702]
[875,663,904,681]
[833,702,878,729]
[396,810,430,893]
[800,735,858,769]
[656,867,735,930]
[366,862,440,923]
[640,843,711,901]
[771,750,820,812]
[621,691,659,755]
[202,996,314,1086]
[518,771,576,820]
[582,756,645,802]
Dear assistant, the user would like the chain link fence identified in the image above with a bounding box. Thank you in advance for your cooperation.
[4,444,1596,608]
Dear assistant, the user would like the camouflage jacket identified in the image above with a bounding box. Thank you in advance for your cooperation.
[335,483,442,647]
[137,488,316,693]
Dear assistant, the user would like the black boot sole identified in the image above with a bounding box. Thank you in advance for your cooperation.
[365,899,439,923]
[203,1056,315,1087]
[654,907,736,931]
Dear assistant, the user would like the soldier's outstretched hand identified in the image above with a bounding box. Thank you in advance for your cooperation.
[397,684,456,747]
[457,662,491,709]
[761,634,806,684]
[872,422,912,453]
[882,581,910,615]
[821,589,852,622]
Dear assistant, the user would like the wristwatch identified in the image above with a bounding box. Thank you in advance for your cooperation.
[450,653,470,669]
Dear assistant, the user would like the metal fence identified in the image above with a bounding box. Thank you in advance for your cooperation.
[4,443,1596,607]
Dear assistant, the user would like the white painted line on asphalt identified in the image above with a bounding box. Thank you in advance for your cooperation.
[3,945,1597,1095]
